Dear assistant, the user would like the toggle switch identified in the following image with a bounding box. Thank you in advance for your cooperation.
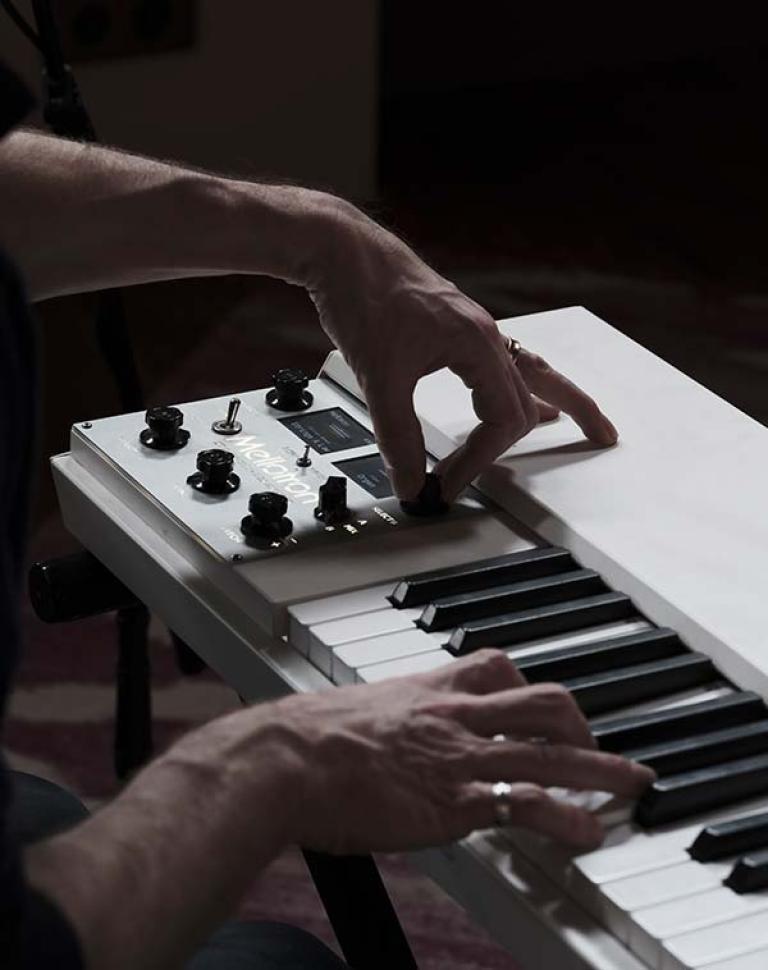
[212,398,242,436]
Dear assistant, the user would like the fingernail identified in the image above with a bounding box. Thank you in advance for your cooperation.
[631,763,657,792]
[596,417,618,446]
[391,467,424,502]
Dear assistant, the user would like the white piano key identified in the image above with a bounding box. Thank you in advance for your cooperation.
[630,887,768,970]
[662,911,768,969]
[288,583,394,655]
[333,628,445,685]
[307,606,421,675]
[700,949,768,970]
[356,650,453,683]
[323,602,650,685]
[598,860,731,942]
[345,617,651,688]
[507,792,768,954]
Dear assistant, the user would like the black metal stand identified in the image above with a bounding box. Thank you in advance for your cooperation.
[171,630,208,676]
[115,604,153,779]
[302,851,419,969]
[29,550,420,964]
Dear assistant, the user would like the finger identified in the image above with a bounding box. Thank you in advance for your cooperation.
[437,343,538,501]
[431,649,528,694]
[517,350,618,446]
[533,395,560,423]
[470,740,655,797]
[363,374,426,500]
[458,781,605,850]
[454,683,597,749]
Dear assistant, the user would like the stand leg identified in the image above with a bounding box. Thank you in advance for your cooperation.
[114,604,153,779]
[170,630,207,676]
[302,850,418,969]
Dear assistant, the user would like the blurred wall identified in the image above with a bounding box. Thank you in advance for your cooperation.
[382,5,760,94]
[0,0,378,197]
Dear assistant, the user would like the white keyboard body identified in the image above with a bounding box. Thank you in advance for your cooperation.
[51,307,768,970]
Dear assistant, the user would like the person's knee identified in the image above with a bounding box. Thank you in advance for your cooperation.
[187,920,348,970]
[8,771,89,845]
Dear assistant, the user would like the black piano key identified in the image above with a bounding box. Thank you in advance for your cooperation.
[445,592,634,656]
[689,810,768,862]
[389,547,575,609]
[592,692,766,754]
[565,653,716,717]
[631,722,768,780]
[724,848,768,893]
[417,569,606,632]
[635,751,768,828]
[515,628,685,683]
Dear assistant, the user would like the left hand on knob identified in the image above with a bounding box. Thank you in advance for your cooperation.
[307,201,617,502]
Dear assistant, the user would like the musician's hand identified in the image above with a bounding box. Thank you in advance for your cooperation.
[270,650,654,854]
[309,202,618,501]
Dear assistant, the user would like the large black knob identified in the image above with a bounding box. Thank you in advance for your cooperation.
[140,406,190,451]
[400,472,449,517]
[240,491,293,541]
[314,476,350,525]
[266,368,313,412]
[187,449,240,495]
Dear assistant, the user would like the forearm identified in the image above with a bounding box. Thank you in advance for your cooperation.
[24,705,302,970]
[0,129,345,300]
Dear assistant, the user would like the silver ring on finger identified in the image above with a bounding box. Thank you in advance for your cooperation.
[504,336,523,363]
[492,781,514,827]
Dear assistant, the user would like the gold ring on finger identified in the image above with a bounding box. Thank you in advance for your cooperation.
[504,336,523,363]
[492,780,514,827]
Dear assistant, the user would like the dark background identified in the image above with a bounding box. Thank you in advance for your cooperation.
[4,2,768,521]
[5,9,768,966]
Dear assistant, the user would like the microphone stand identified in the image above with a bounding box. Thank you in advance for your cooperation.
[31,0,143,413]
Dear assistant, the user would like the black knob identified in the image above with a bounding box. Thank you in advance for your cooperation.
[240,491,293,541]
[187,449,240,495]
[315,476,350,525]
[400,472,449,517]
[266,368,314,412]
[140,406,190,451]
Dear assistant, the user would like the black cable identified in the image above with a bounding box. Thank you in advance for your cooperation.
[0,0,42,51]
[31,0,68,82]
[21,0,144,410]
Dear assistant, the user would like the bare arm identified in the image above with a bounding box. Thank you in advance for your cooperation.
[23,707,301,970]
[0,129,616,500]
[0,128,335,298]
[24,653,653,970]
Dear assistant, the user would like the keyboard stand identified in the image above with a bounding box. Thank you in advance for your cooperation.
[303,850,418,969]
[29,530,418,967]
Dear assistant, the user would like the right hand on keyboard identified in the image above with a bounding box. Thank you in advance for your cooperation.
[264,649,655,855]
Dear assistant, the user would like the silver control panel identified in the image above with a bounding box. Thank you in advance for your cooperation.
[71,377,483,564]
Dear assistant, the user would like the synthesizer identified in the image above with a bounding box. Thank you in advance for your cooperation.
[51,307,768,970]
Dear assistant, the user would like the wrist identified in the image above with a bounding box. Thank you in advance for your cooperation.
[161,702,306,850]
[188,174,354,289]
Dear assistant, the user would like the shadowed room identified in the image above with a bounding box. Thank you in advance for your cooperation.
[2,4,768,969]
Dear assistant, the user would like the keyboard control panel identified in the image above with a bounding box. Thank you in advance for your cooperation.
[71,375,483,564]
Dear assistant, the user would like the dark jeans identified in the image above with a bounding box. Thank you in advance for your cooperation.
[10,772,348,970]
